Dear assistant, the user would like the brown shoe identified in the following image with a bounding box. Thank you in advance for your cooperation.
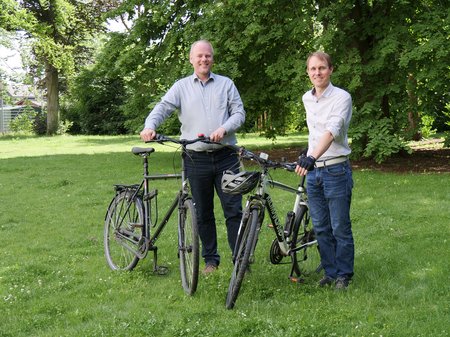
[202,264,218,275]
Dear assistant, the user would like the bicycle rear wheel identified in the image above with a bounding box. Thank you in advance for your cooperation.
[178,198,199,295]
[104,190,144,270]
[226,208,259,309]
[290,205,321,280]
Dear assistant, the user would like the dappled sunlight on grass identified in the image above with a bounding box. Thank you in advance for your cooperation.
[0,135,137,158]
[1,133,448,336]
[0,133,309,159]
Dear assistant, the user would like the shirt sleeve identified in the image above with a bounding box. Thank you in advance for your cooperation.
[326,93,352,141]
[221,81,246,133]
[144,82,181,130]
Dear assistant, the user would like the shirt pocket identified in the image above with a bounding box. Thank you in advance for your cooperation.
[213,93,228,111]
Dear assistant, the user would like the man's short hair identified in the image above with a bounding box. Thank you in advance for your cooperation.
[306,51,333,69]
[190,40,214,56]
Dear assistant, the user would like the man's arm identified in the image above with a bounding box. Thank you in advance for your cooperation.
[220,82,246,135]
[295,131,334,176]
[140,83,180,142]
[310,131,334,160]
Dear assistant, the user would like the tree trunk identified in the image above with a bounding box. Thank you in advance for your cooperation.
[406,74,421,140]
[46,62,59,135]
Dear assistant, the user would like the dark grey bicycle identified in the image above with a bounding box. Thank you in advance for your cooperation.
[104,135,204,295]
[221,147,321,309]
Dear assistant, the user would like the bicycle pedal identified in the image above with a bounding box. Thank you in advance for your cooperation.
[153,265,169,275]
[130,222,143,228]
[289,276,306,284]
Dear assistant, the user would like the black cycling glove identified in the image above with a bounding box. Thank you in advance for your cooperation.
[298,155,316,171]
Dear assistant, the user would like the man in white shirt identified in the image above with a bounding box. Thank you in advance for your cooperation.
[296,51,354,290]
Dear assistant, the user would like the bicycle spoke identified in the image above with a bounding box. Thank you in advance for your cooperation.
[104,191,144,270]
[179,198,199,295]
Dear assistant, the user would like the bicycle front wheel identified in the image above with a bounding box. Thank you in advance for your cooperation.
[290,205,321,279]
[104,190,144,270]
[178,198,199,295]
[226,208,259,309]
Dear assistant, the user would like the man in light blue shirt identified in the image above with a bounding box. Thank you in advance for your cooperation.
[296,51,354,290]
[141,40,246,274]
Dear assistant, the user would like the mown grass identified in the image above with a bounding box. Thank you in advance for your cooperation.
[0,134,449,337]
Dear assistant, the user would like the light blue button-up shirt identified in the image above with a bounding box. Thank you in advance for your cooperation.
[302,83,352,159]
[145,72,246,151]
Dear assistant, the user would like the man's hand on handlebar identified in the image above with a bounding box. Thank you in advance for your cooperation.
[295,155,316,176]
[209,127,227,142]
[140,128,156,142]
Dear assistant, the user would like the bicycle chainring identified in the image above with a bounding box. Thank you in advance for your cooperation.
[269,238,284,264]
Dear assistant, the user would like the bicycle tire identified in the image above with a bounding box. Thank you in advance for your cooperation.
[104,190,144,270]
[290,205,321,278]
[225,208,259,309]
[178,198,199,295]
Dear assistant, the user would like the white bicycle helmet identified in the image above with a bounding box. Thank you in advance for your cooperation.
[221,170,260,195]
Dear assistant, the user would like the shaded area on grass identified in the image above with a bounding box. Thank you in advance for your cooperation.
[262,146,450,173]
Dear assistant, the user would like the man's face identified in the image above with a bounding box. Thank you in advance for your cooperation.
[307,56,333,90]
[190,42,214,79]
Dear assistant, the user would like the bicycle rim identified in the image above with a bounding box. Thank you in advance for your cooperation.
[290,205,321,279]
[226,208,259,309]
[178,198,199,295]
[104,191,144,270]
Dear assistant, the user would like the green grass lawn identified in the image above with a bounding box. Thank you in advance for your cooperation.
[0,134,449,336]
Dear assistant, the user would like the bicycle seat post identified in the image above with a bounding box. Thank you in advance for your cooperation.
[143,154,149,195]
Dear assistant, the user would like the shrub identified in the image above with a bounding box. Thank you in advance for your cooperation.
[9,106,37,135]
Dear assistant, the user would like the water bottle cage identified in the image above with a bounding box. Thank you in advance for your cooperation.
[283,211,295,237]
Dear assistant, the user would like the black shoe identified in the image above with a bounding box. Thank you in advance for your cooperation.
[335,276,350,290]
[318,276,334,287]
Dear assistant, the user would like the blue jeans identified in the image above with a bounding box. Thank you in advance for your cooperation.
[306,161,354,279]
[184,148,242,266]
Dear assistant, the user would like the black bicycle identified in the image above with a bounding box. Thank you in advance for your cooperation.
[103,135,204,295]
[221,147,321,309]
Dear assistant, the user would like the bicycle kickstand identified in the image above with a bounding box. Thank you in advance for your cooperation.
[288,255,305,284]
[149,246,169,275]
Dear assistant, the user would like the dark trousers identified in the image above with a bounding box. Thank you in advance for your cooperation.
[184,148,242,266]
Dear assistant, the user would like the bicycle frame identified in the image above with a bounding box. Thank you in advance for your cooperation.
[129,150,190,259]
[244,166,306,258]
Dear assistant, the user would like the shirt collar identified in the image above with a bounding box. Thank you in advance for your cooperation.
[193,72,215,83]
[311,82,334,97]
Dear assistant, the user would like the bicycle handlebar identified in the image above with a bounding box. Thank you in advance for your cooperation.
[147,134,209,146]
[195,135,298,172]
[148,133,299,172]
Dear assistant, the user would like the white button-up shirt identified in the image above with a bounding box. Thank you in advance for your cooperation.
[302,83,352,159]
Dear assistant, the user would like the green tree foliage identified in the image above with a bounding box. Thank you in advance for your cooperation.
[114,0,205,134]
[313,0,449,160]
[0,0,110,135]
[61,33,127,135]
[189,0,316,137]
[63,0,449,162]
